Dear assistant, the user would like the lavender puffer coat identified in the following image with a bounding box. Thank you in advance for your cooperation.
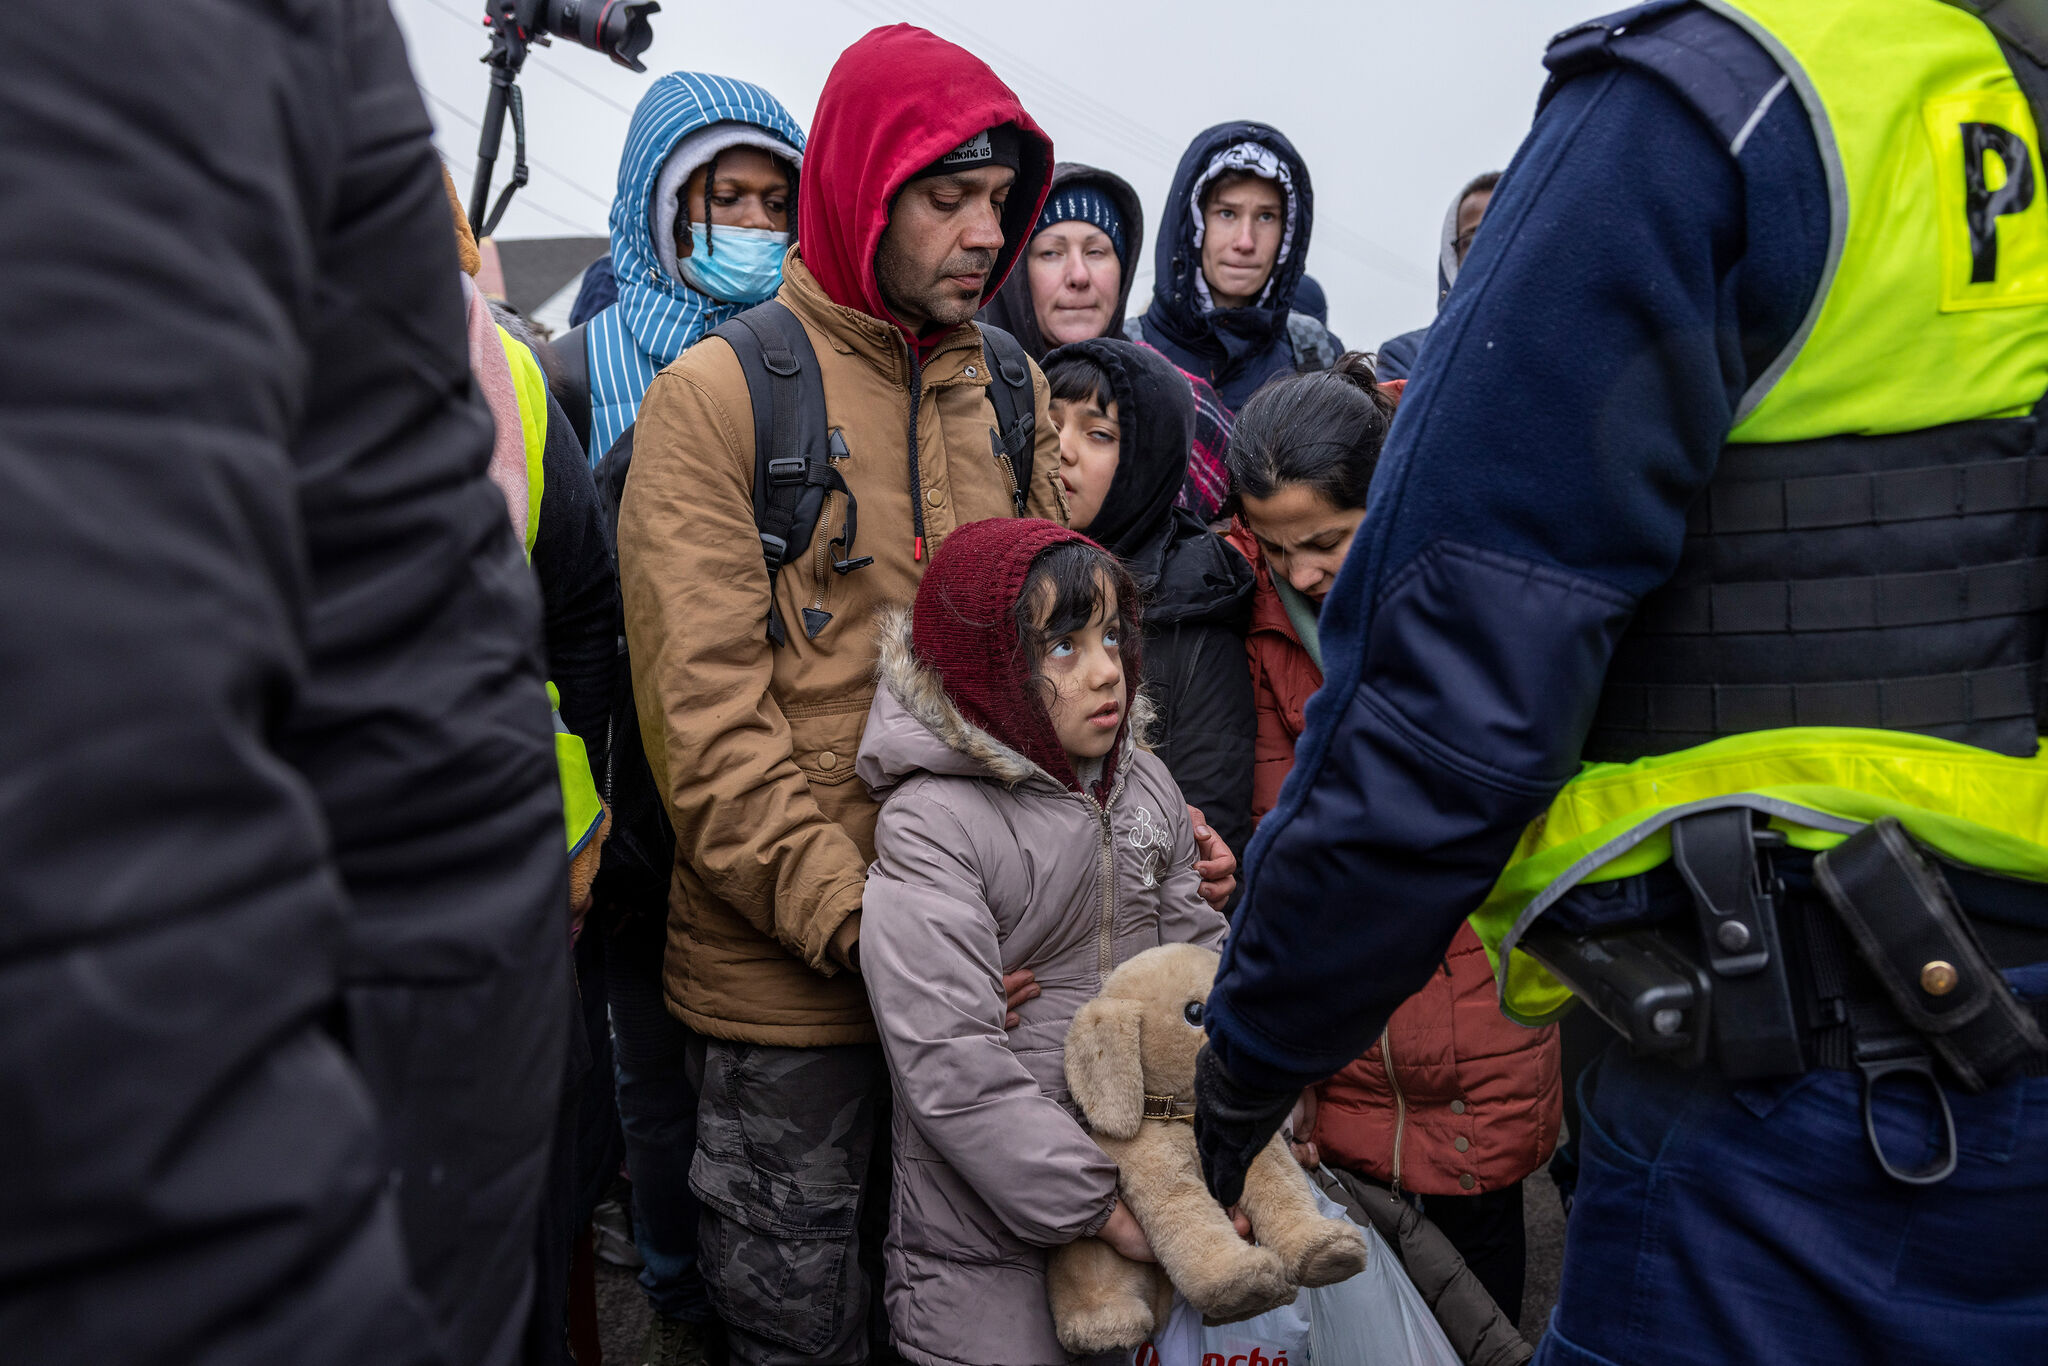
[857,610,1228,1366]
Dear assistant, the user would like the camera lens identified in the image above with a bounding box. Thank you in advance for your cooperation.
[540,0,660,72]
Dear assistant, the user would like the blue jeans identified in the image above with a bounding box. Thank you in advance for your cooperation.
[605,912,713,1325]
[1535,965,2048,1365]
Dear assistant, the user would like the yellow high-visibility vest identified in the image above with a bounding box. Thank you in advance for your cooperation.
[497,326,607,859]
[1474,0,2048,1023]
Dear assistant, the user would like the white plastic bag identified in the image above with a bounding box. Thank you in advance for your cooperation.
[1307,1221,1461,1366]
[1131,1290,1307,1366]
[1130,1294,1201,1366]
[1130,1186,1462,1366]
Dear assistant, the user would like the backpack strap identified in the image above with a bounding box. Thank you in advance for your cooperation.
[978,322,1036,515]
[592,422,636,547]
[711,301,867,646]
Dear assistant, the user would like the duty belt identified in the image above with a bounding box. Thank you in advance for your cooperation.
[1527,811,2048,1184]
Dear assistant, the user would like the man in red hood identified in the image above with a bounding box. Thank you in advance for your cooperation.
[616,25,1071,1366]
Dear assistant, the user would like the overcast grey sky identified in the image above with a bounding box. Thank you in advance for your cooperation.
[392,0,1593,346]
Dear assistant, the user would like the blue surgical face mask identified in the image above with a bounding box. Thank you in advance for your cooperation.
[678,223,789,305]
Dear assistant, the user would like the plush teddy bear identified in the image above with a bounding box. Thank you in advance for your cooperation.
[1048,943,1367,1355]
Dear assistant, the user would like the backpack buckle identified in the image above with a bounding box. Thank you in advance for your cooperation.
[766,457,808,485]
[759,532,789,571]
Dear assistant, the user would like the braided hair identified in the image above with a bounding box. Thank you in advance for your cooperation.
[702,151,721,257]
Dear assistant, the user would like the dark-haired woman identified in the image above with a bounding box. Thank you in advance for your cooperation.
[1226,354,1561,1323]
[1043,338,1257,873]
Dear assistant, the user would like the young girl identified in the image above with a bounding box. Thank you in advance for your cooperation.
[856,517,1228,1366]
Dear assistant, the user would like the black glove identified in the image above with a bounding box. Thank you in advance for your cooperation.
[1193,1044,1297,1207]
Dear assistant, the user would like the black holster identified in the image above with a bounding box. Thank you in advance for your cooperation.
[1527,810,2048,1185]
[1814,817,2048,1094]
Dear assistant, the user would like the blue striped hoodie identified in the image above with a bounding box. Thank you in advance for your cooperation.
[583,72,805,462]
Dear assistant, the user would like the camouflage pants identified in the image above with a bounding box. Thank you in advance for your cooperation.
[686,1038,889,1365]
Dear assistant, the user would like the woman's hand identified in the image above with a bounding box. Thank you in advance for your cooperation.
[1099,1199,1156,1262]
[1001,968,1040,1028]
[1284,1088,1320,1169]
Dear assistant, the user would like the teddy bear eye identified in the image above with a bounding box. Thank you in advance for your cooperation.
[1183,1001,1203,1026]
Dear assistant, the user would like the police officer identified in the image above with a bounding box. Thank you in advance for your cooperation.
[1193,2,2048,1361]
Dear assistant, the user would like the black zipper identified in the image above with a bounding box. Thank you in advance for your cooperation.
[906,343,927,562]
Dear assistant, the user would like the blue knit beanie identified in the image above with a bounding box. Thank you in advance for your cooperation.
[1033,184,1127,261]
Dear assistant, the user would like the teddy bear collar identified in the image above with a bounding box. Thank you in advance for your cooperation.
[1143,1092,1197,1124]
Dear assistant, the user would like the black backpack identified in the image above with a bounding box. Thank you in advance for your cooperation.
[708,300,1036,645]
[588,306,1038,913]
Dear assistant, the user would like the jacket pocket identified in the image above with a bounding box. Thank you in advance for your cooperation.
[695,1162,860,1353]
[786,698,870,790]
[687,1040,875,1353]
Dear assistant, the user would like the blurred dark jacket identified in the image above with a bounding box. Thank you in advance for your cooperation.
[0,3,569,1360]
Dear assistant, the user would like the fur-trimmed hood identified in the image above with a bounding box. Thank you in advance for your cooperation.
[859,607,1155,801]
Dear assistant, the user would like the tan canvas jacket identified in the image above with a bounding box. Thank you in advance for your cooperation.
[618,251,1066,1044]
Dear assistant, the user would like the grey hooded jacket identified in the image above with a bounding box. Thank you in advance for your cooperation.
[1378,170,1501,382]
[857,611,1228,1366]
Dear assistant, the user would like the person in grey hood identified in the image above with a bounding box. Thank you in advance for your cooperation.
[857,518,1227,1366]
[1376,171,1499,382]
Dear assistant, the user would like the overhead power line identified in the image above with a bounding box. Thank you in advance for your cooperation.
[438,149,605,236]
[830,0,1427,288]
[421,88,615,212]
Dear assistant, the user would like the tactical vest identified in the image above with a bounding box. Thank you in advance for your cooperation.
[499,328,609,858]
[1474,0,2048,1022]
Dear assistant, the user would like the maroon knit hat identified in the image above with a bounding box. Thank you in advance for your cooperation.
[911,518,1134,796]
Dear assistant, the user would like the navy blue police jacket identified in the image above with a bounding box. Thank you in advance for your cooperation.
[1205,1,1841,1090]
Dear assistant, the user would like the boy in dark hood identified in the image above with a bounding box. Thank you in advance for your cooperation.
[1044,338,1256,868]
[1130,122,1337,411]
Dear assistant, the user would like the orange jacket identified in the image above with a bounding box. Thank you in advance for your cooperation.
[1228,524,1562,1194]
[1229,523,1327,822]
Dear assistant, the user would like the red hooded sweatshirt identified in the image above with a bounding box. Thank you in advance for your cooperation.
[800,25,1054,359]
